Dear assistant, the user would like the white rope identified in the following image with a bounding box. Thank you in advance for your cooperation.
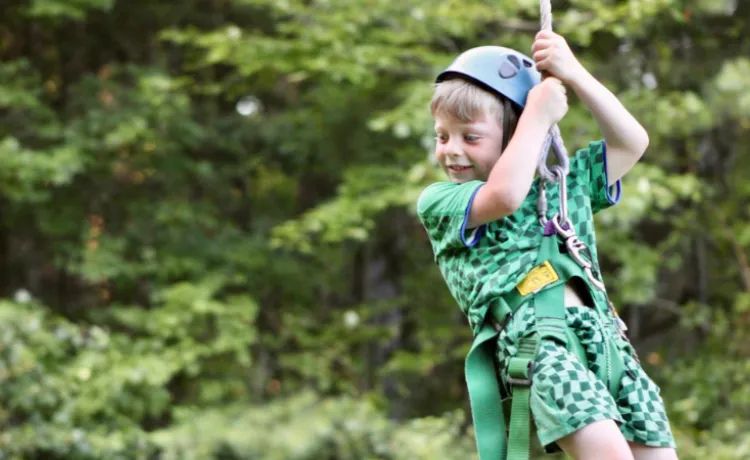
[538,1,608,293]
[537,0,569,183]
[541,0,552,31]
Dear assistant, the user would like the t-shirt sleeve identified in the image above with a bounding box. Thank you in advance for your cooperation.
[570,140,622,214]
[417,180,485,258]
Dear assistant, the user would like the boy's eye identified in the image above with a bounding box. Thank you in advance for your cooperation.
[436,134,448,143]
[465,134,480,142]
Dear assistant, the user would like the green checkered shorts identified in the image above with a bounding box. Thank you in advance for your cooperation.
[496,304,676,452]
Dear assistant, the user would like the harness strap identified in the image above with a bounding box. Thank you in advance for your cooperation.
[506,340,535,460]
[466,318,509,460]
[506,233,567,460]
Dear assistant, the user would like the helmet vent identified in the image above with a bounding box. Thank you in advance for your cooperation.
[498,61,518,79]
[507,55,521,69]
[523,59,533,68]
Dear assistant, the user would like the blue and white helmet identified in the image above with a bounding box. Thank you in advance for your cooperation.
[436,46,541,110]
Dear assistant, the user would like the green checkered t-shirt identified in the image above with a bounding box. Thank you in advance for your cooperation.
[417,140,621,332]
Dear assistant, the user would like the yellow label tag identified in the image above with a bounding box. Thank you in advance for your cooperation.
[516,261,559,296]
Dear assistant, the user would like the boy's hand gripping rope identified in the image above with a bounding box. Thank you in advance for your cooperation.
[536,0,606,293]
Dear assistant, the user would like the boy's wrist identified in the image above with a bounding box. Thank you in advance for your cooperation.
[518,107,556,138]
[567,67,595,93]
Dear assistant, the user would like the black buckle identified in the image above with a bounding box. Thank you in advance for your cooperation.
[491,312,512,332]
[507,361,534,387]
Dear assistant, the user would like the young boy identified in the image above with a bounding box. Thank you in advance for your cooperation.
[417,31,678,460]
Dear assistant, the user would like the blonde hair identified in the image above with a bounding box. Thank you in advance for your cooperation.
[430,78,519,149]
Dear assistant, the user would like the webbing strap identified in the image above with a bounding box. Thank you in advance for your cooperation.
[466,321,508,460]
[506,234,568,460]
[534,237,568,346]
[607,332,625,397]
[534,286,567,346]
[506,340,536,460]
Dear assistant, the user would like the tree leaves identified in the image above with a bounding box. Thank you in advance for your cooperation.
[26,0,116,21]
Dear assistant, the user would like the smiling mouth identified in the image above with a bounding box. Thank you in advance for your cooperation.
[448,165,472,173]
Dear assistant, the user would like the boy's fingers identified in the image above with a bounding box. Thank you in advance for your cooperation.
[535,58,555,73]
[532,49,549,62]
[531,39,553,53]
[542,75,562,86]
[535,30,556,40]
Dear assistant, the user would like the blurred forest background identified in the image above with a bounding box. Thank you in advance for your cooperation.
[0,0,748,458]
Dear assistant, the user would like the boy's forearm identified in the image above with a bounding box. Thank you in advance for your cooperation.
[569,71,649,157]
[487,108,551,210]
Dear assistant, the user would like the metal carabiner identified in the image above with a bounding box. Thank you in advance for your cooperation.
[541,157,606,293]
[537,181,549,226]
[553,166,568,224]
[550,213,575,239]
[565,235,593,270]
[585,267,606,292]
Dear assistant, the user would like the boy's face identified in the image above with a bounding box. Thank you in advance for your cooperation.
[434,112,504,184]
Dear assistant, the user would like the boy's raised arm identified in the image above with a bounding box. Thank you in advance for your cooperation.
[468,78,569,229]
[532,30,649,185]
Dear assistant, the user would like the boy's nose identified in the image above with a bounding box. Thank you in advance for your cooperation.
[445,139,464,157]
